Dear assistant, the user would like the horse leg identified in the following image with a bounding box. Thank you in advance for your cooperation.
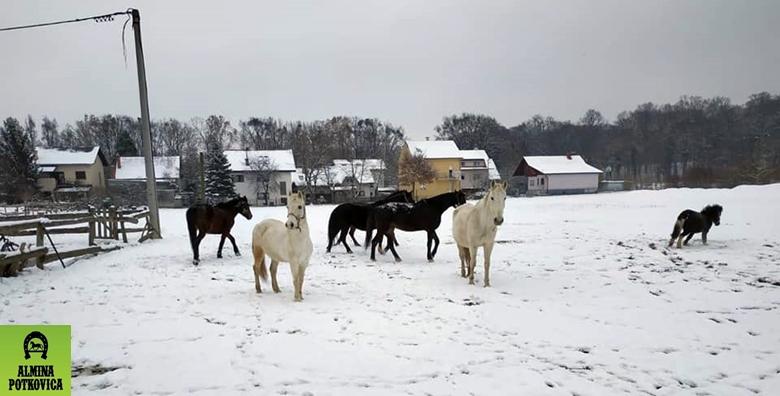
[252,252,264,293]
[426,231,434,261]
[386,228,402,262]
[468,247,478,285]
[338,227,353,254]
[290,263,302,302]
[458,246,469,277]
[227,233,240,256]
[371,230,386,261]
[349,227,360,247]
[297,265,307,301]
[684,232,695,246]
[483,242,494,287]
[431,230,440,259]
[193,231,206,265]
[702,231,708,245]
[217,234,227,258]
[270,260,280,293]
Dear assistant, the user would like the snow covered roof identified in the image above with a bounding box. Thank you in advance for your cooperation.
[406,140,462,159]
[224,150,296,172]
[460,150,490,168]
[36,147,106,166]
[115,156,180,180]
[520,155,603,175]
[488,158,502,180]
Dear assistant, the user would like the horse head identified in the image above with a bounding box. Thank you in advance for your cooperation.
[703,204,723,226]
[486,180,507,226]
[286,191,307,230]
[237,196,253,220]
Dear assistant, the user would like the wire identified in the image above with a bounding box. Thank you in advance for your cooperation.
[0,10,131,32]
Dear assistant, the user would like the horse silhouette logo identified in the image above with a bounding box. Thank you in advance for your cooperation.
[23,331,48,360]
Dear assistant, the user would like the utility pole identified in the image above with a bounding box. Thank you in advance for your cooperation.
[132,9,161,238]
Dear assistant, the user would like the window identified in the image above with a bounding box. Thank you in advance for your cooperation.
[279,181,287,195]
[75,171,86,180]
[530,179,535,186]
[358,191,365,196]
[461,175,464,180]
[540,178,545,185]
[233,175,244,183]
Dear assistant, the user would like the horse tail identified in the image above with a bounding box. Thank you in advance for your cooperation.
[669,212,688,246]
[364,210,375,250]
[186,207,198,257]
[327,209,339,251]
[252,239,268,281]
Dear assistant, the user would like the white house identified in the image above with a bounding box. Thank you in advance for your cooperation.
[513,154,603,195]
[36,146,109,199]
[225,150,296,206]
[296,159,385,203]
[114,156,180,182]
[460,149,502,191]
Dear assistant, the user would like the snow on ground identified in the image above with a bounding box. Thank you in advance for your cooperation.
[2,185,780,395]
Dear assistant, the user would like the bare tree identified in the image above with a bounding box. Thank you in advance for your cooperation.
[249,156,278,206]
[398,150,435,200]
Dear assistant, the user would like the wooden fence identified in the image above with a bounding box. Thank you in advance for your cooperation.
[0,207,153,276]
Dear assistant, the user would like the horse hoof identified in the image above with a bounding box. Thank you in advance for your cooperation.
[395,258,402,263]
[192,260,199,266]
[217,255,223,259]
[273,288,281,293]
[235,252,241,257]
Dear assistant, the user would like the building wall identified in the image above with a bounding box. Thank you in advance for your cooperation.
[233,171,294,206]
[37,177,57,193]
[461,168,489,190]
[398,145,461,199]
[527,175,548,193]
[547,173,600,192]
[38,161,106,193]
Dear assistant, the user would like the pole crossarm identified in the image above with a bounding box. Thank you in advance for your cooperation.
[0,11,131,32]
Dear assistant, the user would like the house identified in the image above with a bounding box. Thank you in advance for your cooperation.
[512,154,603,195]
[459,149,502,192]
[36,147,109,200]
[400,140,462,199]
[110,156,181,207]
[114,156,180,183]
[225,150,296,206]
[295,159,386,204]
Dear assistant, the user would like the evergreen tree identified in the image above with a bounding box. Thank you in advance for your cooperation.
[204,136,235,201]
[0,117,38,203]
[116,129,138,156]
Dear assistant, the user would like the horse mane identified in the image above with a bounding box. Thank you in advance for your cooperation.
[702,204,723,214]
[216,197,242,209]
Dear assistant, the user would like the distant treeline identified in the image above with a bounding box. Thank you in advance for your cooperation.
[3,91,779,198]
[437,92,780,187]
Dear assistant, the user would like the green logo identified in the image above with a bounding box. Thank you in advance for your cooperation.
[1,325,70,395]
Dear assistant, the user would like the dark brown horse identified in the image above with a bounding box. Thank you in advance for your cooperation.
[186,196,252,265]
[326,190,414,253]
[366,191,466,262]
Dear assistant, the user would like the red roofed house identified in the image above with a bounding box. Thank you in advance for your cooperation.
[513,154,603,195]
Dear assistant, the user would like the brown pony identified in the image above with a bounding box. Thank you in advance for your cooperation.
[186,196,252,265]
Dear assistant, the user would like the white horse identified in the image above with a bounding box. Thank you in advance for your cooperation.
[251,191,313,301]
[452,181,507,286]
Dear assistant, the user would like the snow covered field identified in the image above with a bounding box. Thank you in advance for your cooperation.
[2,185,780,395]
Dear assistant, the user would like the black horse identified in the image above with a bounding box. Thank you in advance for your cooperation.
[326,190,414,253]
[186,196,253,265]
[668,204,723,248]
[366,190,466,262]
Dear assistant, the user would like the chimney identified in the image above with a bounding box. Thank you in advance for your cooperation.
[425,136,430,141]
[566,152,575,160]
[116,155,121,168]
[244,148,249,166]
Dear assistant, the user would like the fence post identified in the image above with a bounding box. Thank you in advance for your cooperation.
[88,208,96,246]
[109,206,118,240]
[35,224,44,269]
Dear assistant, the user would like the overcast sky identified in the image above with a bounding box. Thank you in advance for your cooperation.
[2,0,779,138]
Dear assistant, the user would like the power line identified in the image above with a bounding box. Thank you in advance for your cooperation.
[0,10,131,32]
